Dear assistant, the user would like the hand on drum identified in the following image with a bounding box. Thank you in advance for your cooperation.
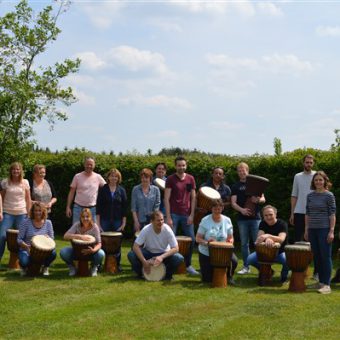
[226,235,234,244]
[153,256,164,266]
[81,246,94,256]
[143,260,152,275]
[264,238,275,247]
[241,207,252,217]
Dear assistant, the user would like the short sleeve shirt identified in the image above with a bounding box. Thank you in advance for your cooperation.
[1,179,30,215]
[66,222,101,244]
[259,218,288,253]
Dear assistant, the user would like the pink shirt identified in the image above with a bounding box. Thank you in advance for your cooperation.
[70,172,105,207]
[1,179,30,215]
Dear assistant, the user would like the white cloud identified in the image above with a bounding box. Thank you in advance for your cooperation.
[147,17,183,33]
[257,2,283,17]
[73,90,96,106]
[316,25,340,37]
[155,130,179,138]
[66,74,96,87]
[74,52,106,70]
[117,94,192,111]
[262,54,314,74]
[206,53,259,70]
[169,0,228,14]
[209,121,244,130]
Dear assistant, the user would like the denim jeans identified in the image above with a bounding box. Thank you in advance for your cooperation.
[247,251,289,281]
[60,247,105,267]
[0,213,27,259]
[171,213,195,267]
[19,249,57,268]
[72,204,96,225]
[127,248,184,280]
[308,228,332,285]
[237,219,260,267]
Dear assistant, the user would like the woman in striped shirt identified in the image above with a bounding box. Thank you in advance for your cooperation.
[17,202,56,276]
[305,171,336,294]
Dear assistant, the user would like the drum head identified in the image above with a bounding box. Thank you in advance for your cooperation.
[31,235,56,250]
[154,178,166,190]
[101,232,122,237]
[285,244,310,251]
[143,263,166,281]
[199,186,221,199]
[72,235,96,245]
[209,241,234,248]
[176,236,192,241]
[7,229,19,235]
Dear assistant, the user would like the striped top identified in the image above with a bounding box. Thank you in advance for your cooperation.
[306,191,336,229]
[17,219,54,246]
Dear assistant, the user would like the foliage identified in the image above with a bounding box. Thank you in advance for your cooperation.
[273,137,282,156]
[0,0,80,165]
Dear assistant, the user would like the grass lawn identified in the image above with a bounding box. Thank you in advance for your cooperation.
[1,237,339,340]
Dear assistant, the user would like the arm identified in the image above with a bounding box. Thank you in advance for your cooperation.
[196,232,209,246]
[132,242,152,274]
[0,194,2,222]
[231,194,251,216]
[46,181,57,209]
[25,187,31,214]
[304,215,309,241]
[66,187,76,218]
[187,189,196,225]
[132,211,141,231]
[154,245,179,266]
[164,187,172,227]
[263,232,286,247]
[290,196,297,225]
[327,214,336,243]
[255,230,266,245]
[154,187,161,211]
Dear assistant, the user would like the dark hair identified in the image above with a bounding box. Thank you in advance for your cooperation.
[212,167,224,174]
[311,171,332,190]
[155,162,167,171]
[303,154,314,162]
[174,156,186,164]
[29,202,48,221]
[150,210,164,221]
[140,168,153,179]
[211,199,224,208]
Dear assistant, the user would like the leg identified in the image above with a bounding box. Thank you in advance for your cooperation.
[18,249,30,269]
[238,220,251,268]
[309,229,321,280]
[0,213,16,259]
[181,218,195,267]
[249,219,260,250]
[72,204,82,225]
[247,252,260,271]
[276,252,289,281]
[91,249,105,267]
[60,247,75,265]
[163,253,184,279]
[43,249,57,267]
[316,228,332,286]
[127,248,155,277]
[227,253,238,279]
[294,213,305,242]
[198,252,213,283]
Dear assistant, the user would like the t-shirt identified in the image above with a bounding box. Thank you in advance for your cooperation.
[70,172,105,207]
[259,218,288,253]
[1,179,30,215]
[18,219,54,246]
[135,223,178,254]
[231,181,261,220]
[197,214,233,256]
[166,173,196,216]
[66,222,101,244]
[291,171,316,214]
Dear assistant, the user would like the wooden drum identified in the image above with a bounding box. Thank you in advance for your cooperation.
[6,229,20,270]
[245,175,269,217]
[176,236,191,274]
[27,235,56,276]
[194,187,221,226]
[71,236,96,277]
[285,244,313,293]
[255,242,280,286]
[154,178,166,191]
[143,262,166,281]
[209,241,234,288]
[101,232,123,274]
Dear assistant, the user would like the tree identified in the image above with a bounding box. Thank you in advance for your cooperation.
[0,0,80,168]
[330,129,340,151]
[273,137,282,156]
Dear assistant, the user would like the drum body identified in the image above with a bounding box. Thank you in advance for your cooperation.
[6,229,20,269]
[209,241,234,288]
[101,232,122,274]
[176,236,191,274]
[255,242,280,286]
[71,236,96,277]
[285,244,313,293]
[244,175,269,217]
[154,178,166,191]
[28,235,56,276]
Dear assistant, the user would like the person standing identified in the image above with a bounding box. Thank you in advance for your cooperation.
[290,154,316,242]
[305,171,336,294]
[164,156,199,275]
[231,162,265,275]
[66,157,105,224]
[153,162,167,215]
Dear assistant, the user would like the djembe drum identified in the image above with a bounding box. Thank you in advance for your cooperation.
[209,241,234,288]
[6,229,20,269]
[194,187,221,226]
[71,236,96,277]
[285,244,313,292]
[255,242,280,286]
[176,236,192,274]
[245,175,269,217]
[142,262,166,282]
[101,232,123,274]
[27,235,56,276]
[154,178,166,191]
[295,241,312,278]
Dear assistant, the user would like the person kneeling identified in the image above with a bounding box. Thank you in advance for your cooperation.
[128,211,183,281]
[247,205,289,283]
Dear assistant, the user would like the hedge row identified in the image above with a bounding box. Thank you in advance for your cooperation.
[2,148,339,245]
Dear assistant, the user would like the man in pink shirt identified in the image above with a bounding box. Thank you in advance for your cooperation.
[66,157,105,224]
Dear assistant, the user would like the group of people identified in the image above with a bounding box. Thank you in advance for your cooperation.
[0,155,338,293]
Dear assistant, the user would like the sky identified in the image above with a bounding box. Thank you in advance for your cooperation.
[2,0,340,155]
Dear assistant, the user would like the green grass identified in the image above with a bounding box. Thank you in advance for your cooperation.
[1,238,340,340]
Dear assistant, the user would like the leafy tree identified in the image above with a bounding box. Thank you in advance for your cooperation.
[273,137,282,156]
[0,0,80,169]
[330,129,340,151]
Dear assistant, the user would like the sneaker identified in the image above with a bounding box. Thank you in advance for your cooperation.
[20,268,27,277]
[312,273,319,281]
[308,282,323,289]
[318,285,331,294]
[237,267,250,275]
[280,277,289,286]
[186,265,199,275]
[68,265,77,277]
[42,267,49,276]
[90,265,98,277]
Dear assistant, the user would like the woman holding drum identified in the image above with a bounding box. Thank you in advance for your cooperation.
[60,208,104,277]
[17,202,56,276]
[0,162,31,267]
[196,199,238,285]
[131,168,160,232]
[305,171,336,294]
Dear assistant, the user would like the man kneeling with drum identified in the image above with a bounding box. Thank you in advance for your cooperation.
[127,211,183,281]
[247,205,289,284]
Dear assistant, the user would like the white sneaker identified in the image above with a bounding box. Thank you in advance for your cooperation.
[42,266,49,276]
[20,268,27,277]
[186,265,199,275]
[90,265,98,277]
[237,267,250,275]
[312,273,319,281]
[68,265,77,277]
[318,285,331,294]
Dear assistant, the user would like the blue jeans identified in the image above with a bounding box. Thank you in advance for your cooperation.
[72,204,96,225]
[60,247,105,267]
[237,219,260,267]
[127,248,184,280]
[247,251,289,281]
[171,213,195,267]
[19,249,56,269]
[0,213,27,259]
[308,228,332,285]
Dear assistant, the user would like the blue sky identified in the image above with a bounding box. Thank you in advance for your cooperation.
[2,1,340,155]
